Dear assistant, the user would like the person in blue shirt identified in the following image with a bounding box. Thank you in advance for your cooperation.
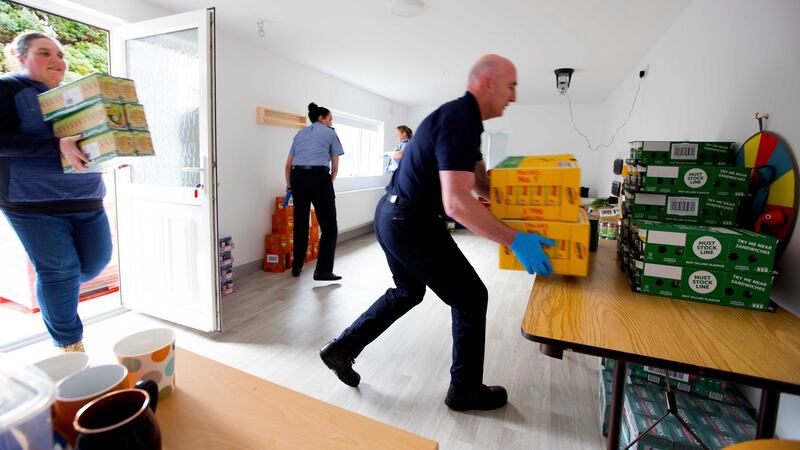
[0,32,112,352]
[385,125,412,173]
[283,103,345,281]
[319,54,554,411]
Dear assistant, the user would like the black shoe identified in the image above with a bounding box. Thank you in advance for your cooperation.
[444,384,508,411]
[292,267,301,277]
[313,272,342,281]
[319,339,360,387]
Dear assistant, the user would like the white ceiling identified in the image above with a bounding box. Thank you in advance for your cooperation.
[144,0,693,106]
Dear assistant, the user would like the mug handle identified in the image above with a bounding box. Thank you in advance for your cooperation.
[134,379,159,413]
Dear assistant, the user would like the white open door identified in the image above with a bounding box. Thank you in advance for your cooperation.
[110,9,220,332]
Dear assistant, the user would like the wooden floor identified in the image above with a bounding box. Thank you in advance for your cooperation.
[12,231,605,450]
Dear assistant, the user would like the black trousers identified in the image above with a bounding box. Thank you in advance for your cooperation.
[337,195,489,388]
[291,167,338,274]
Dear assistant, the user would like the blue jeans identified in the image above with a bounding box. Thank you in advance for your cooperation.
[2,209,112,347]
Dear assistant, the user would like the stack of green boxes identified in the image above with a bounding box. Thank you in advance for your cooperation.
[37,73,155,173]
[618,141,779,311]
[598,361,756,449]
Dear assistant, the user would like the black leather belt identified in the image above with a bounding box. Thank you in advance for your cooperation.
[292,165,327,170]
[387,194,415,207]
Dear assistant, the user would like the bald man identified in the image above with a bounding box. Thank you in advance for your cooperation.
[320,54,554,411]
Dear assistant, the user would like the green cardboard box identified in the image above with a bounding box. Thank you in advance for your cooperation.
[623,380,755,449]
[630,141,735,166]
[631,220,778,274]
[624,191,740,226]
[603,359,755,416]
[627,164,751,197]
[630,259,773,311]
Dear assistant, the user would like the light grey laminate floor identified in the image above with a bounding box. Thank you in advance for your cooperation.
[11,231,604,450]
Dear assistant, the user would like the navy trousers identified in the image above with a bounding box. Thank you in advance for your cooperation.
[337,195,488,388]
[291,167,338,274]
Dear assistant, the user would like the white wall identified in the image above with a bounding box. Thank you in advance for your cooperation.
[409,103,609,197]
[216,31,407,265]
[600,0,800,438]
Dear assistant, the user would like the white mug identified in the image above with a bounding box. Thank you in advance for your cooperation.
[113,328,176,400]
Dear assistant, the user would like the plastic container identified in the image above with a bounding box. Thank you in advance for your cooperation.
[0,361,56,450]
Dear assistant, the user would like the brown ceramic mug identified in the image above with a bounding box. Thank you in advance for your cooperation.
[73,379,161,450]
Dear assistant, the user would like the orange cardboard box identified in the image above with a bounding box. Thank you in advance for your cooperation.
[265,233,290,253]
[272,210,294,235]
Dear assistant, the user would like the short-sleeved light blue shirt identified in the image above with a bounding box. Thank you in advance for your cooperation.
[289,122,345,167]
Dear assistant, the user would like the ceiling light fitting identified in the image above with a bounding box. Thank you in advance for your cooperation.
[555,68,574,95]
[391,0,424,17]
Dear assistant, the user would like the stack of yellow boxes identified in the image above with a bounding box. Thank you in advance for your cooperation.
[37,73,155,173]
[490,155,590,276]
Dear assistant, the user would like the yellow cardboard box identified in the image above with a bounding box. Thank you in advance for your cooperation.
[62,130,135,173]
[499,209,590,276]
[490,155,580,221]
[124,104,149,130]
[38,73,138,122]
[131,131,155,155]
[52,100,127,138]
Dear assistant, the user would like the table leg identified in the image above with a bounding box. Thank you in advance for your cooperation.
[539,343,564,359]
[757,389,780,438]
[607,359,627,450]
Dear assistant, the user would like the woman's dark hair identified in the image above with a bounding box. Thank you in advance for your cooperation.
[396,125,413,139]
[307,102,331,123]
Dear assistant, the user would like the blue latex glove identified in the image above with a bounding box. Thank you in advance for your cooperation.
[282,189,292,208]
[510,232,555,275]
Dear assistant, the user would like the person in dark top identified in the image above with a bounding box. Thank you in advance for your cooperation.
[1,32,112,352]
[319,54,555,411]
[283,103,345,281]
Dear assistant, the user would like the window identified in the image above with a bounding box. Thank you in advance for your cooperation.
[0,0,109,78]
[333,111,384,178]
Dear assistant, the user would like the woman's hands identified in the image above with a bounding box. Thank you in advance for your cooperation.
[59,135,88,171]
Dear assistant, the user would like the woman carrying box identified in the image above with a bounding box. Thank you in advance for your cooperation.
[0,32,112,352]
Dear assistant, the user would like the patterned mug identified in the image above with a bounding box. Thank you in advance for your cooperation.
[113,328,176,400]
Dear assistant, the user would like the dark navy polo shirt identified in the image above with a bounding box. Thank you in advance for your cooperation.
[388,91,484,216]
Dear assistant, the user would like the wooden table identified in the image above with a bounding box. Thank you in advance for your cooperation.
[521,240,800,450]
[725,439,800,450]
[157,348,438,449]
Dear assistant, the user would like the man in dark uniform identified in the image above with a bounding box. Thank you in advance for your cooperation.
[319,54,555,411]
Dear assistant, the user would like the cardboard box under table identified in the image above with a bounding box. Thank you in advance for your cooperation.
[499,210,590,276]
[630,220,778,274]
[490,155,580,221]
[38,73,138,122]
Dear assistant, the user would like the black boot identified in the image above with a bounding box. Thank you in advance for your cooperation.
[444,384,508,411]
[319,339,360,387]
[314,272,342,281]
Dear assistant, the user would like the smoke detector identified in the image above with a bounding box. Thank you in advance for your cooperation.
[391,0,424,17]
[555,68,574,95]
